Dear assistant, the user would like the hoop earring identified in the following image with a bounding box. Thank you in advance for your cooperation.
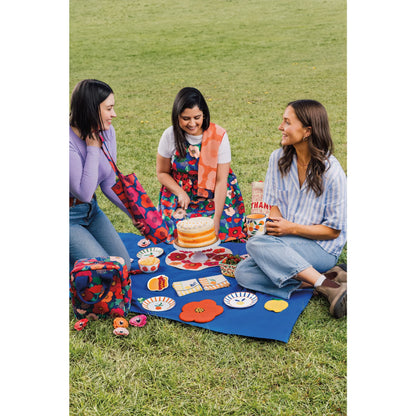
[302,136,309,142]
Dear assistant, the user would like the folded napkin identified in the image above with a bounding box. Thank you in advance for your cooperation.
[172,279,203,297]
[198,274,230,291]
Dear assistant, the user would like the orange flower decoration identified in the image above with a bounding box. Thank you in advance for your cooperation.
[113,317,129,329]
[179,299,224,323]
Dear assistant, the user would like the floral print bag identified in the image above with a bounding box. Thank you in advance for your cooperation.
[70,256,132,319]
[101,138,169,244]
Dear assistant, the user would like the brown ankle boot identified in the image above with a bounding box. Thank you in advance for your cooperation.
[324,266,347,284]
[315,279,347,319]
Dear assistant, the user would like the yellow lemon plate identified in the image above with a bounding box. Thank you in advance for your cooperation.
[264,299,289,313]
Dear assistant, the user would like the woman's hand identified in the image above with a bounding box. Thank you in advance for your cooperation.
[266,216,341,240]
[85,132,102,147]
[266,217,295,236]
[157,154,191,209]
[132,218,146,235]
[242,220,251,238]
[177,190,191,210]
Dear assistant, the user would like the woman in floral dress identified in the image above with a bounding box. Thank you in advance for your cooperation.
[156,87,246,243]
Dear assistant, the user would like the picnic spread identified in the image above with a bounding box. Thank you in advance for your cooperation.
[119,232,313,343]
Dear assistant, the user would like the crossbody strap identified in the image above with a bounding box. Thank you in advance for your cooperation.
[99,133,121,176]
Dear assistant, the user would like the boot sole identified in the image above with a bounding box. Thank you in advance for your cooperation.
[331,290,347,319]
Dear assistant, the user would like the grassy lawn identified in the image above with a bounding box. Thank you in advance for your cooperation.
[70,0,346,414]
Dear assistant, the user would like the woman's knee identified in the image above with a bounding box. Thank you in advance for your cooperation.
[235,259,248,285]
[235,271,250,288]
[246,234,280,255]
[234,257,258,287]
[246,235,263,254]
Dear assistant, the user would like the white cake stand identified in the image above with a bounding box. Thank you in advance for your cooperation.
[173,238,221,263]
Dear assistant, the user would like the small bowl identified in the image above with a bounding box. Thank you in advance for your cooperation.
[219,258,238,278]
[138,256,160,273]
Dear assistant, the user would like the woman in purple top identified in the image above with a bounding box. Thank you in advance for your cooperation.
[69,79,138,271]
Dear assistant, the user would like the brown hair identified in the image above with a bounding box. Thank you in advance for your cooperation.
[278,99,333,196]
[171,87,210,158]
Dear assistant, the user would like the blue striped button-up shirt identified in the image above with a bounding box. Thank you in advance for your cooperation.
[263,148,347,257]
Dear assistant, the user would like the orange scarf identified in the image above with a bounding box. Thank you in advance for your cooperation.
[197,123,226,198]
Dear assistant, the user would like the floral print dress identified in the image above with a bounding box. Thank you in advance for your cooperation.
[159,141,246,243]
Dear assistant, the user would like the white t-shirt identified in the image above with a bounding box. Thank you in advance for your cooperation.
[157,126,232,164]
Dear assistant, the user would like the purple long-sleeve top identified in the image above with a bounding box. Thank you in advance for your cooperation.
[69,125,130,217]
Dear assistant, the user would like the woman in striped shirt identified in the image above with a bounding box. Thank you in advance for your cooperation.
[235,100,347,318]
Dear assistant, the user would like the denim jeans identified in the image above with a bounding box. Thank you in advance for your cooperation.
[235,234,337,299]
[70,198,131,272]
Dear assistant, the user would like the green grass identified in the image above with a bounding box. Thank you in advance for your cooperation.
[70,0,346,414]
[70,297,346,416]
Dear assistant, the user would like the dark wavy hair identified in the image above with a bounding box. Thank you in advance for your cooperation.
[69,79,113,140]
[278,99,333,197]
[171,87,210,158]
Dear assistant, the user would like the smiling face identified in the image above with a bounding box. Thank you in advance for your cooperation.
[178,106,204,136]
[278,105,310,146]
[99,93,116,130]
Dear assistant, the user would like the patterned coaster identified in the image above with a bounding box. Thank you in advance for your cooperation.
[172,279,203,297]
[198,274,230,291]
[166,247,232,271]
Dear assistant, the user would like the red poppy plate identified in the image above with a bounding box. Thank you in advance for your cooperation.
[166,247,232,271]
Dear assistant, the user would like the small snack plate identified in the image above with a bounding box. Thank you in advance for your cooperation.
[142,296,175,312]
[147,275,169,291]
[137,247,164,259]
[223,292,258,309]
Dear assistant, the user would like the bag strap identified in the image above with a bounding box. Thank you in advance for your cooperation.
[74,273,113,305]
[99,134,121,176]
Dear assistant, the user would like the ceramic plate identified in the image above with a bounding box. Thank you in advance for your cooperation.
[223,292,258,309]
[147,275,169,291]
[137,247,164,259]
[142,296,176,312]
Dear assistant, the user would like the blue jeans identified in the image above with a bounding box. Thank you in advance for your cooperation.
[70,199,131,272]
[235,234,337,299]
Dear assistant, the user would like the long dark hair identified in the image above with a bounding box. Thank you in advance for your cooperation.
[171,87,210,158]
[70,79,113,140]
[278,99,333,196]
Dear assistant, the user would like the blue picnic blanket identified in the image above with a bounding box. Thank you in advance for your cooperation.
[120,233,313,343]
